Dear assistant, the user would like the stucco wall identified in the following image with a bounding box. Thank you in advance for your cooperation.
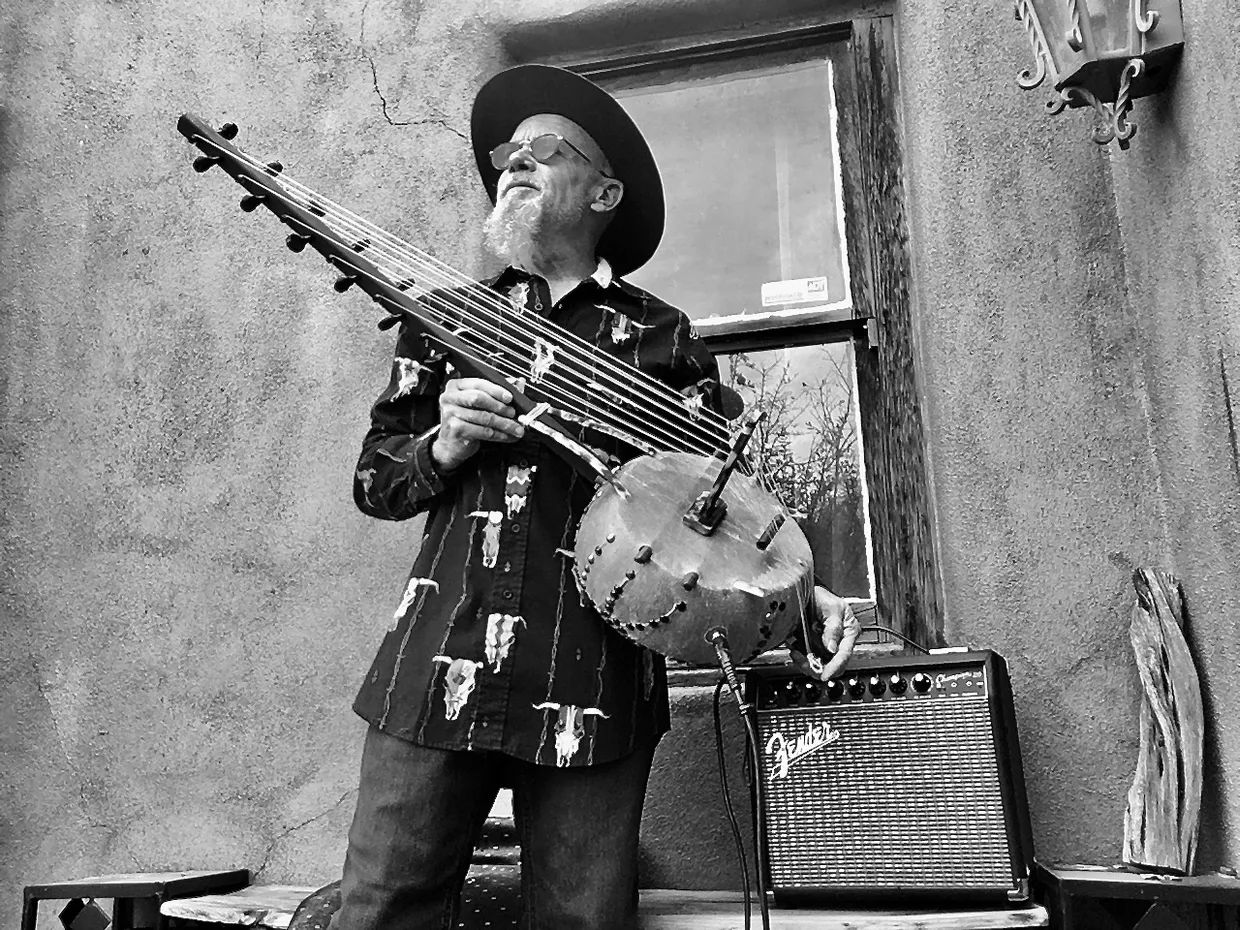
[896,0,1238,870]
[1103,6,1240,867]
[2,0,1237,927]
[1,1,506,925]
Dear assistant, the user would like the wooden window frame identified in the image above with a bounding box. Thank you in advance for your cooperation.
[554,16,945,651]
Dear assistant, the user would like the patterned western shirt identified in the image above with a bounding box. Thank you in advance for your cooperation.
[351,260,722,767]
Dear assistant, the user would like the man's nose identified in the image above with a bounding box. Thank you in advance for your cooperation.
[505,144,537,172]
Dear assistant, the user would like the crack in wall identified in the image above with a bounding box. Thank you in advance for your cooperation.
[255,0,268,65]
[253,788,358,879]
[363,56,465,139]
[1102,151,1173,565]
[29,656,119,839]
[1221,345,1240,490]
[358,0,464,139]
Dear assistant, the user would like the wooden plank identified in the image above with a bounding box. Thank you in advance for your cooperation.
[160,885,1049,929]
[160,885,319,929]
[26,869,250,899]
[161,885,1050,929]
[638,890,1049,929]
[63,871,233,885]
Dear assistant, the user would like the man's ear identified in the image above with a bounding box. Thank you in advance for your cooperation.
[590,178,624,214]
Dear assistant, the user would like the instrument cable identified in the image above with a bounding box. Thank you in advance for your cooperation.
[709,631,772,930]
[712,680,752,930]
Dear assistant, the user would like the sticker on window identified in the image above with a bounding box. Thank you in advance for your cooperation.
[761,276,829,307]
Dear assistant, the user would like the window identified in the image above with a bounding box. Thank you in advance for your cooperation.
[607,54,873,601]
[574,19,945,647]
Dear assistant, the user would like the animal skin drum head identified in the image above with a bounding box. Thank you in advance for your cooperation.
[574,452,814,667]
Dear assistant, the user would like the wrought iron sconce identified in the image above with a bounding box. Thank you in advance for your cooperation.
[1014,1,1184,148]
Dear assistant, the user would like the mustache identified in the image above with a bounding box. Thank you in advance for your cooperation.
[500,177,540,196]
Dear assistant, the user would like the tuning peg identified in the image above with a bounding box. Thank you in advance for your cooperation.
[192,155,219,172]
[286,233,310,253]
[239,193,265,212]
[755,512,788,551]
[265,161,284,176]
[334,274,358,293]
[349,238,372,253]
[218,122,239,140]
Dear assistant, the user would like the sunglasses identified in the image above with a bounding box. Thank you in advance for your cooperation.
[489,133,612,176]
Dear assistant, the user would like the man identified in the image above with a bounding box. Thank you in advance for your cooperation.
[332,64,860,929]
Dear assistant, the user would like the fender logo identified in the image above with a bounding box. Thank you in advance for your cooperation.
[765,721,842,780]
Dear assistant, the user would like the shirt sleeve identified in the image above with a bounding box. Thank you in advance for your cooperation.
[353,320,452,521]
[668,312,726,417]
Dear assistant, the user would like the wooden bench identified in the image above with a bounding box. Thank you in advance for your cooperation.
[160,884,1050,929]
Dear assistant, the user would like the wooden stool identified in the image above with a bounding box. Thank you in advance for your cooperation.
[1033,862,1240,929]
[22,870,249,930]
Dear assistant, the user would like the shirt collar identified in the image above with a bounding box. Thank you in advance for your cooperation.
[590,258,615,289]
[490,258,616,292]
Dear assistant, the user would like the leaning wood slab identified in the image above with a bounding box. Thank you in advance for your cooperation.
[1123,568,1204,875]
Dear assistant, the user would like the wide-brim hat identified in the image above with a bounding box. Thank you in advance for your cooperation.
[470,64,665,278]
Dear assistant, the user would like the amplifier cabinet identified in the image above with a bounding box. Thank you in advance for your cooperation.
[745,650,1034,906]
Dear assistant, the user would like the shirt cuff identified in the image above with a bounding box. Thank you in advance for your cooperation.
[410,425,450,496]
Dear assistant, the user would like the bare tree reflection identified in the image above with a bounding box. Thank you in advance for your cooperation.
[722,346,869,597]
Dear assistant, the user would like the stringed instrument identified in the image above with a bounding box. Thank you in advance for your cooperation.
[178,114,813,666]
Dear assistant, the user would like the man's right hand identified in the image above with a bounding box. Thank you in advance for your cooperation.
[430,378,526,473]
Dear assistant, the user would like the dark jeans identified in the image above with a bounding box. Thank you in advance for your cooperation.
[329,726,655,930]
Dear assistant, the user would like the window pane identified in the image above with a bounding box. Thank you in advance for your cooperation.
[719,342,873,599]
[616,58,850,324]
[600,51,872,601]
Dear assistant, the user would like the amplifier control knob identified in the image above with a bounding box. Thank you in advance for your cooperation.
[889,674,908,695]
[868,675,886,696]
[825,679,844,701]
[847,676,866,698]
[804,682,821,703]
[912,672,933,693]
[784,681,802,704]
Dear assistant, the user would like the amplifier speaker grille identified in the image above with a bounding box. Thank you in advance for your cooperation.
[747,650,1033,905]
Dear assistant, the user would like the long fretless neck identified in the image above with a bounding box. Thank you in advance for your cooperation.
[177,113,734,472]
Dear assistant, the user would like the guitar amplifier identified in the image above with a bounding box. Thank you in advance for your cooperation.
[745,649,1034,906]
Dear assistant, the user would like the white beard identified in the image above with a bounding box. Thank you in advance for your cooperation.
[484,190,584,274]
[484,192,542,270]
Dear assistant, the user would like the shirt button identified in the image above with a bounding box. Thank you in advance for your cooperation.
[519,459,529,469]
[503,591,514,600]
[503,561,512,573]
[511,524,521,534]
[481,721,489,728]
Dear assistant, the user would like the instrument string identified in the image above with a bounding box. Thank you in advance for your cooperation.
[406,316,693,458]
[320,206,727,454]
[410,287,722,457]
[323,205,731,454]
[230,151,734,453]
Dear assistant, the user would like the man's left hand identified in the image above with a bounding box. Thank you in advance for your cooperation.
[790,586,862,681]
